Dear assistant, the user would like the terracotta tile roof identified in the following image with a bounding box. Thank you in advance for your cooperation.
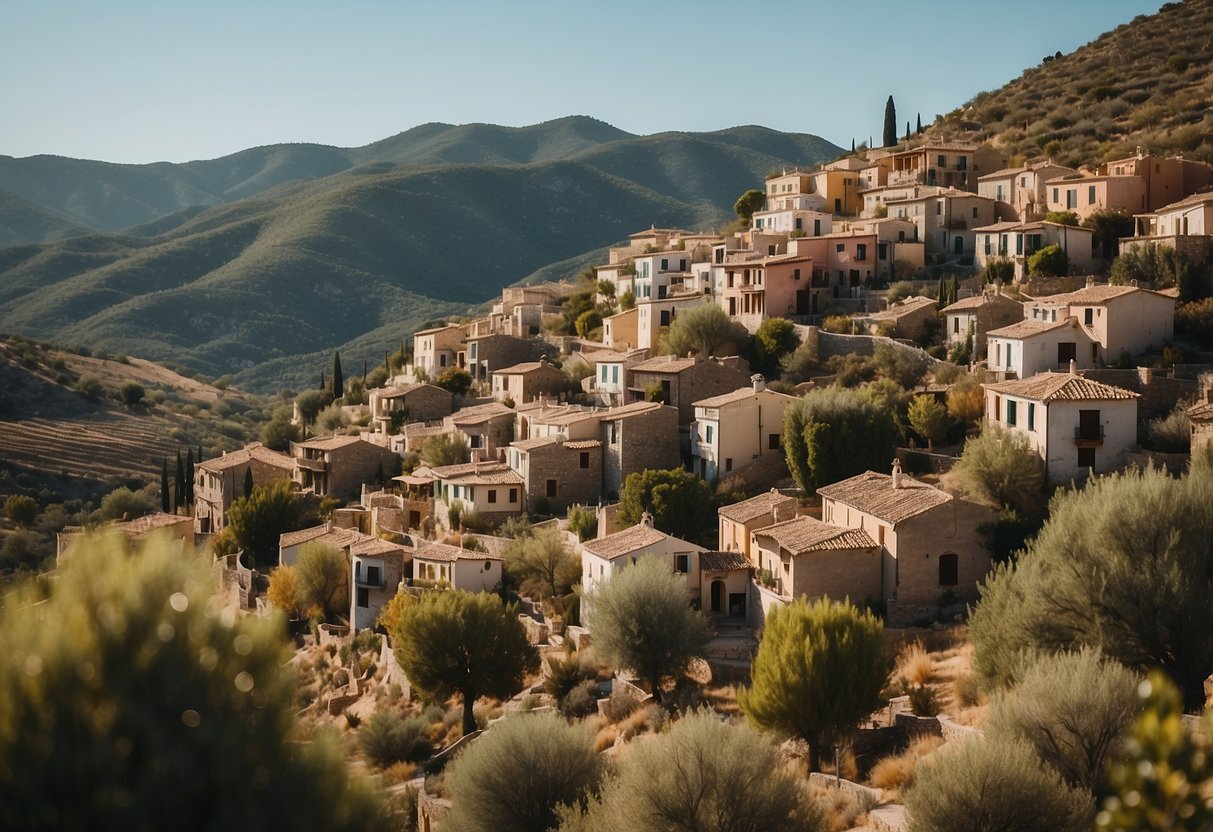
[868,296,938,321]
[699,551,752,572]
[563,439,602,449]
[493,361,557,375]
[413,323,464,336]
[581,524,669,559]
[1154,190,1213,213]
[350,537,407,557]
[718,490,797,524]
[1030,284,1168,306]
[511,436,563,451]
[431,461,522,485]
[941,293,1022,313]
[1188,401,1213,420]
[278,525,364,549]
[983,372,1139,402]
[604,401,665,419]
[448,402,514,426]
[817,471,952,525]
[986,318,1075,339]
[580,349,634,364]
[198,443,295,473]
[414,541,502,562]
[630,355,699,374]
[297,435,362,451]
[754,516,876,554]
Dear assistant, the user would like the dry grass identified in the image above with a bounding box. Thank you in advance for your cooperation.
[593,725,619,753]
[809,782,875,832]
[895,642,934,687]
[617,707,651,740]
[704,684,740,716]
[381,761,417,785]
[868,735,945,800]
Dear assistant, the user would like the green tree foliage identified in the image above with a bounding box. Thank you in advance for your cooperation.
[75,373,104,400]
[618,289,635,311]
[752,318,801,376]
[1112,242,1212,301]
[985,258,1015,284]
[782,387,898,494]
[1096,672,1213,831]
[904,735,1092,832]
[562,709,822,832]
[1082,210,1135,260]
[969,462,1213,709]
[174,449,186,510]
[883,95,897,148]
[872,342,928,389]
[225,480,304,569]
[1176,297,1213,347]
[119,381,145,406]
[616,467,714,543]
[392,591,538,735]
[779,337,820,384]
[739,597,887,771]
[575,309,602,338]
[294,541,348,623]
[160,457,171,513]
[419,432,470,467]
[243,467,255,498]
[587,556,710,704]
[3,495,38,527]
[733,188,766,222]
[295,388,332,425]
[260,405,302,451]
[907,394,950,451]
[567,504,598,542]
[1044,210,1080,226]
[660,301,748,357]
[332,351,344,401]
[435,367,472,395]
[316,404,350,433]
[99,486,158,521]
[0,532,382,830]
[953,423,1043,514]
[357,712,430,769]
[185,447,195,506]
[447,712,601,832]
[503,525,580,602]
[1028,243,1069,277]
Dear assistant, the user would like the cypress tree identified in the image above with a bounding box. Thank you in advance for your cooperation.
[332,351,343,401]
[385,353,390,377]
[905,120,910,141]
[916,113,923,134]
[320,370,326,392]
[160,458,170,514]
[851,138,856,153]
[174,451,185,511]
[243,467,254,499]
[362,358,367,381]
[883,96,897,148]
[185,448,195,509]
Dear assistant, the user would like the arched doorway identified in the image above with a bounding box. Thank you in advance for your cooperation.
[710,580,725,613]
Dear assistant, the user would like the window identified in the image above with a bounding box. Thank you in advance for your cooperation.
[509,488,518,502]
[368,565,380,585]
[725,458,733,472]
[972,207,978,219]
[938,554,958,587]
[793,268,800,280]
[356,588,369,608]
[546,479,558,498]
[813,219,821,236]
[1052,187,1059,203]
[612,365,619,384]
[937,155,946,167]
[1027,403,1035,431]
[1078,446,1096,468]
[1088,185,1096,205]
[836,244,845,253]
[675,554,689,573]
[579,452,590,469]
[878,242,887,259]
[953,317,960,334]
[659,310,670,327]
[856,244,867,261]
[1006,400,1017,426]
[984,236,992,256]
[1084,308,1093,326]
[600,366,608,382]
[1016,235,1023,255]
[1067,189,1077,210]
[705,424,713,444]
[488,489,497,504]
[794,218,802,230]
[661,258,668,270]
[768,433,780,450]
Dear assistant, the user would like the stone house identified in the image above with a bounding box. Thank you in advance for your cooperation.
[579,515,705,627]
[817,462,997,625]
[508,436,602,515]
[490,358,569,404]
[1021,282,1176,365]
[193,442,296,535]
[57,512,194,562]
[291,435,399,503]
[444,401,516,456]
[350,537,410,631]
[691,376,796,481]
[940,289,1023,360]
[972,219,1097,280]
[278,524,363,566]
[412,324,466,378]
[412,541,503,593]
[859,295,939,342]
[599,401,681,498]
[465,333,549,383]
[717,489,799,567]
[627,354,752,426]
[431,460,525,531]
[368,383,453,434]
[983,370,1140,483]
[749,515,882,626]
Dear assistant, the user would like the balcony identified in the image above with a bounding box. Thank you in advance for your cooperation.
[356,573,386,589]
[1074,425,1105,444]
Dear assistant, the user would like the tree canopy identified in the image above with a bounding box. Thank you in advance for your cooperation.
[968,460,1213,710]
[907,394,950,451]
[752,317,800,376]
[659,301,749,358]
[733,188,766,222]
[294,541,348,623]
[782,387,898,494]
[1028,244,1068,277]
[953,423,1043,515]
[586,556,710,704]
[0,531,381,830]
[503,525,581,602]
[739,597,887,771]
[419,432,471,467]
[616,467,715,543]
[224,480,306,569]
[392,590,538,735]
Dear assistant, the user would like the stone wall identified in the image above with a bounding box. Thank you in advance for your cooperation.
[796,325,943,369]
[526,441,602,514]
[607,405,680,497]
[329,441,399,503]
[1083,368,1197,422]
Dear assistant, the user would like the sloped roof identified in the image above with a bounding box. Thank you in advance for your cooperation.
[603,401,666,419]
[493,361,559,376]
[630,355,699,374]
[279,525,364,550]
[581,524,668,559]
[1027,284,1169,306]
[868,295,938,321]
[511,436,563,452]
[753,516,876,554]
[817,471,952,525]
[376,383,450,400]
[1188,401,1213,420]
[564,439,602,449]
[941,293,1022,313]
[983,372,1140,402]
[448,402,514,426]
[296,435,362,451]
[1154,190,1213,213]
[986,317,1076,340]
[699,551,752,572]
[198,443,295,473]
[718,490,797,524]
[414,541,501,562]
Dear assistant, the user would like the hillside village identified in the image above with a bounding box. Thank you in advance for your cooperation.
[17,117,1213,829]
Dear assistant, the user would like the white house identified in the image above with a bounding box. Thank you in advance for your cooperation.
[1021,283,1176,365]
[986,317,1096,379]
[983,368,1140,483]
[690,376,796,481]
[411,541,503,592]
[431,460,525,531]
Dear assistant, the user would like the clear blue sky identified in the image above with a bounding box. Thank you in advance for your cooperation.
[1,0,1163,164]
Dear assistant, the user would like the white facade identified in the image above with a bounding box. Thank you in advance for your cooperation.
[987,318,1096,379]
[691,383,795,482]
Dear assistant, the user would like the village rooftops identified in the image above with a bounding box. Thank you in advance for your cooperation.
[602,400,667,419]
[414,541,502,562]
[376,382,445,399]
[986,317,1076,339]
[753,516,876,554]
[581,523,669,560]
[510,436,564,451]
[295,435,363,451]
[278,525,364,550]
[1024,284,1167,306]
[447,402,514,426]
[983,372,1140,403]
[197,443,294,473]
[629,355,700,374]
[1147,190,1213,214]
[628,227,690,238]
[429,460,522,485]
[61,512,190,540]
[867,296,938,320]
[976,161,1070,180]
[412,323,465,336]
[817,471,953,526]
[698,551,752,572]
[494,360,555,375]
[350,537,409,557]
[940,292,1021,313]
[717,489,797,524]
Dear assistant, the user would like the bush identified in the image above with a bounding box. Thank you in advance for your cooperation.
[358,712,431,768]
[315,404,349,432]
[99,486,158,521]
[544,652,592,703]
[954,423,1043,514]
[1028,244,1068,277]
[1144,401,1191,452]
[119,382,145,406]
[75,374,104,400]
[567,504,597,542]
[559,680,600,719]
[3,495,38,526]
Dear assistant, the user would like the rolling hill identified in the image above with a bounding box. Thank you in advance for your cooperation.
[929,0,1213,169]
[0,120,841,392]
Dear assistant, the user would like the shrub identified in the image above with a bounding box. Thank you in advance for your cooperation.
[1145,401,1191,452]
[868,735,945,796]
[119,382,145,406]
[567,504,597,542]
[75,374,104,400]
[559,680,600,719]
[1028,244,1068,277]
[358,712,431,768]
[99,486,157,521]
[544,652,592,703]
[3,495,38,526]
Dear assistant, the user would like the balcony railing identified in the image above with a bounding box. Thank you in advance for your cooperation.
[1074,425,1105,443]
[356,575,386,589]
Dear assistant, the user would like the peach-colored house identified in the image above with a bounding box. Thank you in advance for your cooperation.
[602,306,639,351]
[977,162,1076,219]
[412,324,466,378]
[718,254,816,331]
[886,189,999,256]
[972,220,1097,280]
[1044,173,1148,221]
[887,143,1004,191]
[1021,283,1176,365]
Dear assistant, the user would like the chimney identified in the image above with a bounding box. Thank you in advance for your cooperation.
[891,458,903,489]
[751,373,767,393]
[1069,359,1078,376]
[1138,367,1154,386]
[640,512,654,528]
[1085,276,1095,289]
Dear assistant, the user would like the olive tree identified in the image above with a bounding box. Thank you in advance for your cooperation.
[783,387,898,494]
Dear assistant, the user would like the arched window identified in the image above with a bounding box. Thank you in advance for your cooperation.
[938,553,959,587]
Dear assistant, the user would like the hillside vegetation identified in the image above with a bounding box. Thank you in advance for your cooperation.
[0,120,840,392]
[932,0,1213,169]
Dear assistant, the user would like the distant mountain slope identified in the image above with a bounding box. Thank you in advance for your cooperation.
[0,122,841,392]
[932,0,1213,168]
[0,187,89,245]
